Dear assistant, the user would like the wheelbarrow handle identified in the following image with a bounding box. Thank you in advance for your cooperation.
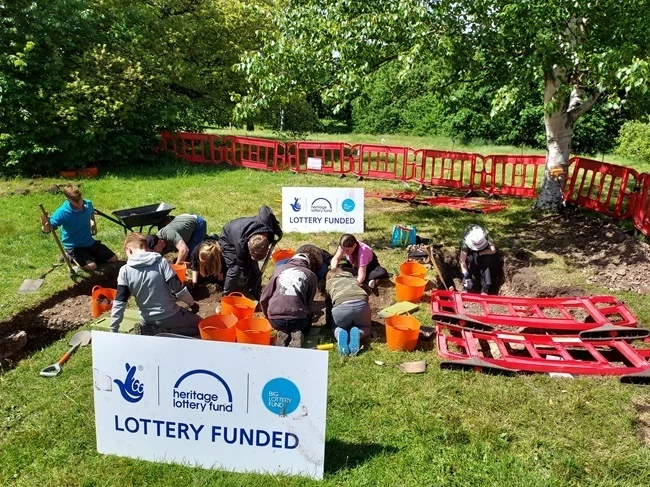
[94,209,131,231]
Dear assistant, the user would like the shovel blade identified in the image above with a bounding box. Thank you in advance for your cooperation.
[18,279,44,294]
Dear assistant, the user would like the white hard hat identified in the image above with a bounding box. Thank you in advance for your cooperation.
[465,227,488,251]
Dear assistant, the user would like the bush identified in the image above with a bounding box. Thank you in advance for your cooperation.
[615,121,650,162]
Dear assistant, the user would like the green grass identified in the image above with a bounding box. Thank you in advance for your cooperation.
[2,148,650,486]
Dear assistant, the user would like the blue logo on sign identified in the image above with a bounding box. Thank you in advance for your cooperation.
[114,363,144,403]
[262,378,301,416]
[290,198,301,212]
[342,198,355,212]
[311,197,332,213]
[173,369,234,412]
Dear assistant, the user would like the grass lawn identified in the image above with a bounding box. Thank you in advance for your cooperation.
[1,133,650,486]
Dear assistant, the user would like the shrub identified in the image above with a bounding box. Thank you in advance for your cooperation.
[615,121,650,162]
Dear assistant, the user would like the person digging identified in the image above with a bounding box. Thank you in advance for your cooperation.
[459,224,497,295]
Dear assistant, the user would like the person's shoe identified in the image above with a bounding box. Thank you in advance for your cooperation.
[337,329,349,356]
[288,330,304,348]
[274,330,290,347]
[349,327,361,356]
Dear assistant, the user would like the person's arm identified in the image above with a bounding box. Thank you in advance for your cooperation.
[40,212,52,233]
[109,284,131,333]
[90,214,98,236]
[460,250,469,275]
[175,240,189,264]
[357,265,367,285]
[478,244,496,256]
[330,247,343,269]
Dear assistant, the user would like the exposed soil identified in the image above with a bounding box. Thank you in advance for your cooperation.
[2,211,650,371]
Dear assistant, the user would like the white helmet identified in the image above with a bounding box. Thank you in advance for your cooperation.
[465,227,488,251]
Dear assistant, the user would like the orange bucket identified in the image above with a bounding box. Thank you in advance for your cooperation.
[385,315,421,351]
[199,313,238,342]
[272,248,295,263]
[221,292,256,320]
[395,276,427,303]
[236,317,272,345]
[399,261,427,279]
[171,262,187,282]
[91,285,117,318]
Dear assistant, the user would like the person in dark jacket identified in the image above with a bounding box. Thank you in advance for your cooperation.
[219,206,282,299]
[260,253,317,348]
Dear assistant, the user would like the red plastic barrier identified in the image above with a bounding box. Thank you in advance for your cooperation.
[160,131,224,164]
[633,173,650,237]
[228,136,286,171]
[564,157,639,219]
[412,149,481,190]
[353,144,412,181]
[286,141,353,174]
[484,155,546,197]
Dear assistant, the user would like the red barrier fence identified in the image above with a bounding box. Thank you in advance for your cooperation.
[159,132,650,237]
[564,157,639,219]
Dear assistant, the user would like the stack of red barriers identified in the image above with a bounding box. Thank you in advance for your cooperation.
[431,290,650,384]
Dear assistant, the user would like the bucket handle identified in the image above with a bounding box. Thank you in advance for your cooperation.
[92,285,101,293]
[227,292,245,297]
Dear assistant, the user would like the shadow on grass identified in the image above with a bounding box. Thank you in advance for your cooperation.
[324,438,398,473]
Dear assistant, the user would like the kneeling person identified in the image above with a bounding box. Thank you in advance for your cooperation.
[459,224,497,295]
[110,233,201,336]
[260,253,317,348]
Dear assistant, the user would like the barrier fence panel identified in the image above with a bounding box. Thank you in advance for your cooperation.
[485,155,546,198]
[633,173,650,236]
[353,144,412,181]
[160,132,224,164]
[412,150,479,190]
[564,157,639,219]
[286,142,353,175]
[229,136,286,171]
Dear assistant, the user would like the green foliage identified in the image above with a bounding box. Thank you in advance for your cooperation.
[0,0,266,176]
[616,121,650,162]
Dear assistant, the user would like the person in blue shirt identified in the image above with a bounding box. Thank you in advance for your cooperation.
[40,184,118,271]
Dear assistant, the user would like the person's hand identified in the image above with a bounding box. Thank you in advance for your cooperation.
[462,271,470,279]
[189,302,200,314]
[462,278,473,290]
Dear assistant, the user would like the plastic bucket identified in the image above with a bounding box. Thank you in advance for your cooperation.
[399,261,427,280]
[221,292,256,320]
[272,248,295,263]
[171,262,187,283]
[198,313,238,342]
[236,317,272,345]
[91,285,117,318]
[395,276,427,302]
[385,315,421,351]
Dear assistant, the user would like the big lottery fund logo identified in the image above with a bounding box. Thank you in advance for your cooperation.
[173,369,234,413]
[114,363,144,403]
[341,198,355,212]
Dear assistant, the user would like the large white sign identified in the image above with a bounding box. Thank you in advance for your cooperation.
[282,187,364,233]
[92,332,329,479]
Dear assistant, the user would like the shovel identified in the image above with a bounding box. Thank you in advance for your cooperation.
[18,263,63,294]
[40,330,92,378]
[375,359,427,374]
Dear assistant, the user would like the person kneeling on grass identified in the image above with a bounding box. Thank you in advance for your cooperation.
[325,267,371,356]
[330,233,388,295]
[260,253,317,348]
[110,233,201,336]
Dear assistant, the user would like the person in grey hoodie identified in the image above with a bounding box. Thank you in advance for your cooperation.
[260,253,317,348]
[110,233,201,336]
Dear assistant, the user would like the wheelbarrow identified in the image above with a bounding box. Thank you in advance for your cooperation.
[95,202,175,234]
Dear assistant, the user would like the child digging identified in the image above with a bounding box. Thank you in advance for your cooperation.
[325,267,371,356]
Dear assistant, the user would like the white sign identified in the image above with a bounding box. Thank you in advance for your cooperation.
[306,157,323,170]
[92,332,329,479]
[282,187,364,233]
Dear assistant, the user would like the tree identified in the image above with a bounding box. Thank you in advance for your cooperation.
[237,0,650,211]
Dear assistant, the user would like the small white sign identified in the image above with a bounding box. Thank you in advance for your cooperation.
[282,187,364,233]
[92,332,328,479]
[306,157,323,170]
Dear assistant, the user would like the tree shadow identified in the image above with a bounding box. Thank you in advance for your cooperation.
[324,438,398,473]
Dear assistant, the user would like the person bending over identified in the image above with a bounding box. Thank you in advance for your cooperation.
[40,183,118,271]
[152,213,208,265]
[188,238,226,288]
[219,205,282,299]
[330,234,388,294]
[325,267,371,356]
[459,224,497,295]
[260,253,317,348]
[110,233,201,336]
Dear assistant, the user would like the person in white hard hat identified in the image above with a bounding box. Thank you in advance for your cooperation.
[459,224,497,294]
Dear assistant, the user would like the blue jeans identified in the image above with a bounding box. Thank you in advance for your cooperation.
[331,300,371,340]
[187,215,207,256]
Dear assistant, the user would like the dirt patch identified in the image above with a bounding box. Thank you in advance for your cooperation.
[633,398,650,447]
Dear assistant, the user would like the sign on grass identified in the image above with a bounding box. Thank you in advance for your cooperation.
[282,187,364,233]
[92,332,329,479]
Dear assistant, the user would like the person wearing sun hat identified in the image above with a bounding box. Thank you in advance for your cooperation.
[459,224,497,295]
